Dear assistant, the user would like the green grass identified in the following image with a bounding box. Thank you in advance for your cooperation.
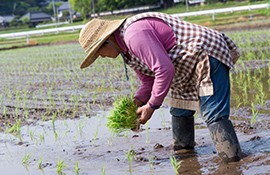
[0,31,79,49]
[34,32,79,44]
[160,0,270,14]
[183,8,270,26]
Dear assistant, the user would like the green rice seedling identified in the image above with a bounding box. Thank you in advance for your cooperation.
[40,134,45,143]
[47,74,51,83]
[12,85,16,92]
[148,153,154,172]
[108,79,114,90]
[3,106,7,119]
[125,146,135,166]
[102,93,106,106]
[38,156,43,169]
[53,71,56,82]
[24,109,29,122]
[73,109,78,118]
[15,90,20,105]
[0,94,3,105]
[57,158,67,174]
[75,161,82,175]
[258,83,267,107]
[52,113,56,129]
[106,95,140,135]
[32,91,37,102]
[53,130,59,141]
[74,130,79,143]
[7,119,21,139]
[74,97,80,112]
[92,92,96,105]
[29,130,35,141]
[242,81,248,101]
[48,88,54,104]
[61,98,68,116]
[92,124,99,146]
[107,139,113,146]
[84,102,91,115]
[15,106,19,117]
[129,77,137,94]
[7,91,12,103]
[170,155,183,175]
[234,101,242,117]
[250,103,258,125]
[145,121,151,144]
[101,164,106,175]
[22,153,31,165]
[39,86,43,98]
[42,112,47,122]
[247,69,252,83]
[4,86,8,96]
[253,76,261,87]
[77,119,85,134]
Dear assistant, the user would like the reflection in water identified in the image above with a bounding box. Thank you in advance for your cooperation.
[175,149,203,174]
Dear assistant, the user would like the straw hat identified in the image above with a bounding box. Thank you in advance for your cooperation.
[78,18,126,69]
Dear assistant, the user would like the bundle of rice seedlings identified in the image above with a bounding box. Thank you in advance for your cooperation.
[106,95,141,135]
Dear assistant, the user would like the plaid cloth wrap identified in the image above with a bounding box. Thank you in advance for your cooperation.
[119,12,241,110]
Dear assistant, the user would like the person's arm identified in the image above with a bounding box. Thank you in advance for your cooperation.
[124,20,175,124]
[133,69,154,107]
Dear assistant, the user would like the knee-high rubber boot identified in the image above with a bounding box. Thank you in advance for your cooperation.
[172,116,194,151]
[208,119,242,162]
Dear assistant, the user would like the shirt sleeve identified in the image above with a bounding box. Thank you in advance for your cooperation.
[124,19,175,106]
[133,69,154,104]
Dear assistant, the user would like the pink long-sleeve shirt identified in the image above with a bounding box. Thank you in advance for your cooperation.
[114,18,175,107]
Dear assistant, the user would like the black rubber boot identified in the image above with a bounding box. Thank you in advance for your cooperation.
[172,116,195,151]
[208,119,242,162]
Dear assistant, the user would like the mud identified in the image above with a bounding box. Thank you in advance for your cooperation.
[0,107,270,175]
[0,34,270,174]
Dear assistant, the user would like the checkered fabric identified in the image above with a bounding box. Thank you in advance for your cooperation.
[119,12,241,110]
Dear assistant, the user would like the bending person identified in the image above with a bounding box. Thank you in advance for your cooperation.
[78,12,242,162]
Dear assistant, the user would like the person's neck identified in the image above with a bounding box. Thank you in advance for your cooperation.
[108,34,123,53]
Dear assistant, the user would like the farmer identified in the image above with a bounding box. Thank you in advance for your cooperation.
[78,12,242,162]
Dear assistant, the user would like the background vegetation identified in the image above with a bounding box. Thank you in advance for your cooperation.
[2,0,270,49]
[0,0,62,16]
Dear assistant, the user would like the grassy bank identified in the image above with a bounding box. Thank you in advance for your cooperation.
[0,32,79,50]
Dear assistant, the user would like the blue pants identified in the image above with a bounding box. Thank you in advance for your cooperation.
[170,57,230,126]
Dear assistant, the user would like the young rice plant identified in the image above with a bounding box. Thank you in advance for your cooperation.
[106,95,140,135]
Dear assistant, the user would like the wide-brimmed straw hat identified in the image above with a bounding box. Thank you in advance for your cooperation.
[78,18,126,69]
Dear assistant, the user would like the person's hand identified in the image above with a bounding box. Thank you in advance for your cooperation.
[136,103,154,124]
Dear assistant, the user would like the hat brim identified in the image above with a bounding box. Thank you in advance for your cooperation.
[80,18,126,69]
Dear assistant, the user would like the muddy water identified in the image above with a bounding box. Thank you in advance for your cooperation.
[1,103,270,175]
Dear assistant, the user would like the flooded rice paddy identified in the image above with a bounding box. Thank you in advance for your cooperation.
[1,28,270,174]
